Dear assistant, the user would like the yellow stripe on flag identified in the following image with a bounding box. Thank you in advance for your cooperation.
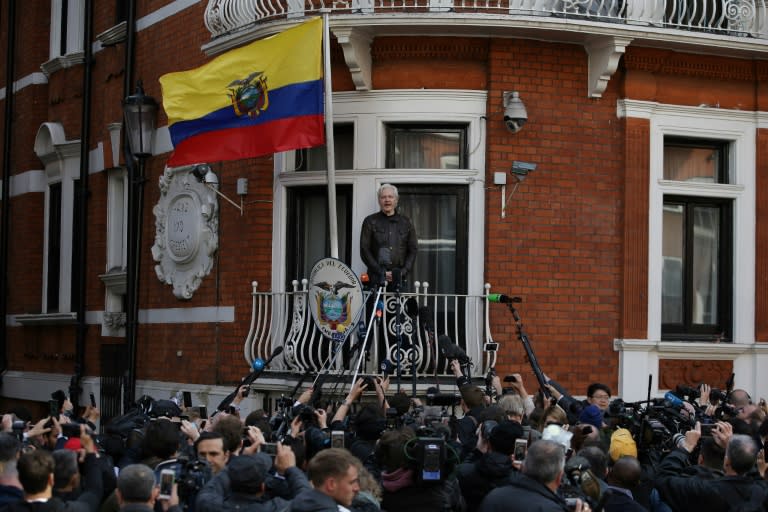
[159,17,322,126]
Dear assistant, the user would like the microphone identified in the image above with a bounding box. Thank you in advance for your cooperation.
[438,335,469,363]
[241,346,285,398]
[487,294,521,304]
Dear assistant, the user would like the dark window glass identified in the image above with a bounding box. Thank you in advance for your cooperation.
[47,183,62,312]
[295,124,354,172]
[662,195,732,341]
[386,124,467,169]
[60,0,69,56]
[70,181,82,312]
[664,137,728,183]
[285,185,352,287]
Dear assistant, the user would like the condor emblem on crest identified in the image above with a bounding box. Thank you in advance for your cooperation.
[227,71,269,118]
[308,258,364,343]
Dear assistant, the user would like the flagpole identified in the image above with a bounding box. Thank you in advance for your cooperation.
[322,11,339,259]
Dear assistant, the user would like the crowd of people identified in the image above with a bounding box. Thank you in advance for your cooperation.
[0,366,767,512]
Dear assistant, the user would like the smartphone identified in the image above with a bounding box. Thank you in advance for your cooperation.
[331,430,345,449]
[503,375,518,383]
[514,438,528,461]
[159,469,175,500]
[262,442,278,458]
[701,423,715,437]
[49,399,59,419]
[198,406,208,420]
[182,391,192,408]
[89,392,96,408]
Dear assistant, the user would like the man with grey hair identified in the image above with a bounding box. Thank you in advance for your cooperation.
[115,464,178,512]
[479,440,591,512]
[654,422,768,511]
[360,183,418,291]
[0,433,23,507]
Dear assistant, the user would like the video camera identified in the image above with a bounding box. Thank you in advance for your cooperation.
[403,430,457,485]
[155,456,211,510]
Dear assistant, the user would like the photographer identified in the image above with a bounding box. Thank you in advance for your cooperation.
[653,421,768,511]
[375,428,463,512]
[479,440,590,512]
[455,420,524,511]
[196,444,309,512]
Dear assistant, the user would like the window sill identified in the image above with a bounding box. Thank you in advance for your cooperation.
[41,52,85,77]
[15,312,77,326]
[96,21,127,47]
[613,338,765,359]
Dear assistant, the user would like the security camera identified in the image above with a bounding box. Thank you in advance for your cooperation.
[503,91,527,134]
[191,164,218,186]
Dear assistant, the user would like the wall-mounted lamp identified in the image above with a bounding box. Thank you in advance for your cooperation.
[503,91,528,134]
[500,160,537,219]
[123,81,158,159]
[192,164,246,215]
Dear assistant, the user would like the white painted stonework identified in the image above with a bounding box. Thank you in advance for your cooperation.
[152,167,219,299]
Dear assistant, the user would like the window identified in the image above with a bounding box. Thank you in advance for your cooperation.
[294,124,354,171]
[397,185,468,294]
[661,196,732,340]
[285,185,352,286]
[46,183,62,311]
[386,124,467,169]
[661,137,733,341]
[49,0,84,60]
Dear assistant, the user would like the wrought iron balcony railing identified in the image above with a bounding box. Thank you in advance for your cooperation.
[205,0,768,39]
[243,280,499,380]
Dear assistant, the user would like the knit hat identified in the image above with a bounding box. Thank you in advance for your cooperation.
[227,454,271,494]
[609,428,637,462]
[578,405,603,431]
[487,420,524,455]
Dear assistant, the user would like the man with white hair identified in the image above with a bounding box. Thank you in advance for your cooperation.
[360,184,418,291]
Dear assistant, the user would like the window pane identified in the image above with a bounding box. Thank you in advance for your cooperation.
[285,186,351,286]
[387,126,466,169]
[295,124,353,172]
[662,204,684,324]
[691,205,719,325]
[664,143,723,183]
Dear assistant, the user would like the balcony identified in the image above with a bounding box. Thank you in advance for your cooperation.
[205,0,768,36]
[203,0,768,98]
[243,280,501,384]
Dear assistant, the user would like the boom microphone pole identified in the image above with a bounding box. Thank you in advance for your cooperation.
[488,294,550,399]
[218,346,285,411]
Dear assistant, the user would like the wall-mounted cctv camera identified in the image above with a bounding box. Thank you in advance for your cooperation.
[503,91,528,134]
[192,164,218,186]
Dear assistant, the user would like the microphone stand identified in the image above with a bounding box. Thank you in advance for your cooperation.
[504,299,550,400]
[393,272,404,393]
[351,282,386,387]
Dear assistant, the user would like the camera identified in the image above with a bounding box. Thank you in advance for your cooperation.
[503,91,527,134]
[155,456,211,510]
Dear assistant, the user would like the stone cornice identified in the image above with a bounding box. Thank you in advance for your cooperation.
[372,37,489,61]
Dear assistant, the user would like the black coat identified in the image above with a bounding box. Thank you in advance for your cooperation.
[285,489,339,512]
[455,451,515,512]
[653,448,768,512]
[479,473,570,512]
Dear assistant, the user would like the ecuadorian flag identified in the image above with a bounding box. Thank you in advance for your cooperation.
[160,18,324,167]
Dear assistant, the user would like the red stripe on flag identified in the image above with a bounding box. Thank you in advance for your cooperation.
[167,115,325,167]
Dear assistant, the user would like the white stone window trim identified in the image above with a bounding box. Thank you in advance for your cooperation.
[272,89,487,297]
[43,0,86,75]
[615,100,768,401]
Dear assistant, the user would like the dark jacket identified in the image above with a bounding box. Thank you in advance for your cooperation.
[380,469,463,512]
[602,487,648,512]
[285,489,339,512]
[479,473,570,512]
[455,451,515,512]
[0,485,23,509]
[360,211,418,282]
[197,466,310,512]
[653,447,768,512]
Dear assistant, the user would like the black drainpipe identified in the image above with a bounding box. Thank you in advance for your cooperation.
[0,1,17,381]
[70,0,94,411]
[123,0,139,412]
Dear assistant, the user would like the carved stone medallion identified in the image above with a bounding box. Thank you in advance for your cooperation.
[151,167,219,299]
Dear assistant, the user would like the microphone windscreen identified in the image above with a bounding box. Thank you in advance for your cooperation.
[404,297,419,317]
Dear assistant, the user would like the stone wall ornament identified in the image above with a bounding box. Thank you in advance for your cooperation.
[151,166,219,299]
